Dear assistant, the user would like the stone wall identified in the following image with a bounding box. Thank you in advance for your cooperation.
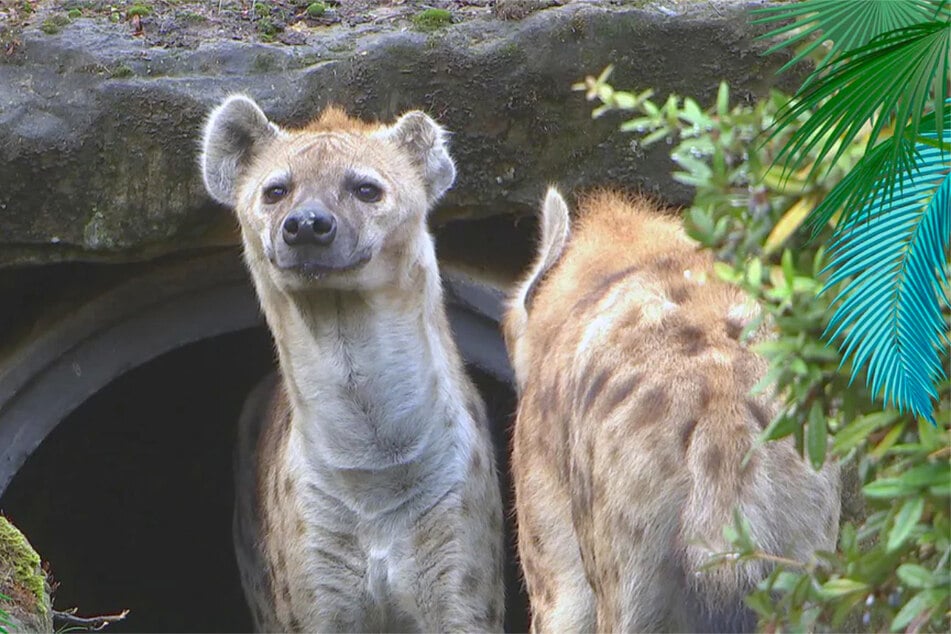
[0,0,794,268]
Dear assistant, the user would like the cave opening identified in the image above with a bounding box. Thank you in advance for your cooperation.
[1,326,527,632]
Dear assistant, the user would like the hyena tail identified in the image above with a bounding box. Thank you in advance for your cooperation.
[680,423,771,633]
[506,187,571,345]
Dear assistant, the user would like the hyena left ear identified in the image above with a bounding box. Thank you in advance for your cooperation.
[378,111,456,204]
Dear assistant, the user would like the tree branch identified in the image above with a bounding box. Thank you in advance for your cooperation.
[52,608,129,632]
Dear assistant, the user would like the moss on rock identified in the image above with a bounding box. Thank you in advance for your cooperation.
[0,516,52,633]
[412,8,452,32]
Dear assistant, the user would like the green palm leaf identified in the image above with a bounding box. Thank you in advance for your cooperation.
[767,20,950,214]
[753,0,944,78]
[822,134,951,423]
[806,104,951,235]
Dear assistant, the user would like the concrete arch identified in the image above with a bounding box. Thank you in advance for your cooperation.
[0,251,512,495]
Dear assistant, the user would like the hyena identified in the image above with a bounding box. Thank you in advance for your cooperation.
[200,96,504,632]
[503,188,840,633]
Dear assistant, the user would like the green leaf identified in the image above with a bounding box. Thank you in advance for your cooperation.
[781,249,796,286]
[830,591,868,630]
[743,589,773,617]
[805,136,909,237]
[819,577,869,598]
[870,420,908,458]
[681,98,706,126]
[712,260,739,283]
[787,572,812,608]
[689,206,715,238]
[901,462,950,487]
[620,117,657,133]
[807,401,828,469]
[891,588,945,630]
[611,91,639,110]
[642,128,670,146]
[897,563,936,589]
[832,411,899,455]
[747,257,763,286]
[716,81,729,117]
[772,570,803,593]
[929,480,951,497]
[863,477,914,498]
[761,412,798,443]
[888,497,925,551]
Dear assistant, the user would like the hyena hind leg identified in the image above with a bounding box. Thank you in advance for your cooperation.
[518,498,595,633]
[613,552,757,632]
[593,550,684,633]
[524,553,595,634]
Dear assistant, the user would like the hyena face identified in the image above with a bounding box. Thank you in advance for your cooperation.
[201,96,455,292]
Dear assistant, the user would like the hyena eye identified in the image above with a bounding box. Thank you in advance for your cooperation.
[263,184,288,204]
[353,182,383,203]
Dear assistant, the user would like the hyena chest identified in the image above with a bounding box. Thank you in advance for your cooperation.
[233,461,423,631]
[259,509,428,632]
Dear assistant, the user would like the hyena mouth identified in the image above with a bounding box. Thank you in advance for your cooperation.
[287,253,372,278]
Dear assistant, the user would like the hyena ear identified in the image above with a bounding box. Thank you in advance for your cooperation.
[201,95,279,206]
[378,111,456,204]
[503,186,571,374]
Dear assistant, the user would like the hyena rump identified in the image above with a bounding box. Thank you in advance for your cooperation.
[200,96,504,632]
[504,189,840,633]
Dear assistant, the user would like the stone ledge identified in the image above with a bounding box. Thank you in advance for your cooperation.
[0,0,794,267]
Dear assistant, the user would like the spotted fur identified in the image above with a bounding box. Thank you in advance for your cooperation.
[504,188,840,633]
[201,96,504,632]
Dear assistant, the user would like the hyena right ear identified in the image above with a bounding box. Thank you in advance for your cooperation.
[521,187,571,309]
[200,95,279,206]
[504,187,571,359]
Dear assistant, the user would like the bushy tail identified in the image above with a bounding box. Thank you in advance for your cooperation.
[505,187,571,348]
[680,423,766,632]
[680,416,840,632]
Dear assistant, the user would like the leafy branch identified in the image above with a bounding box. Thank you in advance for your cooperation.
[575,67,950,632]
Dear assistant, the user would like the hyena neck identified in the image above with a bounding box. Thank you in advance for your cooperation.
[252,243,471,516]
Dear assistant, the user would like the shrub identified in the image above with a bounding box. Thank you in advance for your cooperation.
[576,71,950,632]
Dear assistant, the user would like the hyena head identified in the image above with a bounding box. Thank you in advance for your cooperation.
[200,95,455,292]
[503,187,571,393]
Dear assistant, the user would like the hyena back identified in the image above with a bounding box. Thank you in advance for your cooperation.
[201,96,504,632]
[504,189,840,633]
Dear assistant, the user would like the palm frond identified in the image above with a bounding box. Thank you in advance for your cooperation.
[769,20,950,172]
[768,20,950,232]
[753,0,944,78]
[808,101,951,235]
[821,135,951,423]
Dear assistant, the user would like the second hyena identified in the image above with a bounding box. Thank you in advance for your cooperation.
[504,189,840,633]
[200,96,504,632]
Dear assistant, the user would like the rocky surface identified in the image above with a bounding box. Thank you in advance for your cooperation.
[0,515,52,633]
[0,0,796,267]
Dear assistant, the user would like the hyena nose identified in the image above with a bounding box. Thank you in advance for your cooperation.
[282,209,337,246]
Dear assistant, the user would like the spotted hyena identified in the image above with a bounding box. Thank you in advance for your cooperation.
[200,96,504,632]
[503,188,840,633]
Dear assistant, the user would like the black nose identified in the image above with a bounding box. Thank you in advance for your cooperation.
[282,209,337,246]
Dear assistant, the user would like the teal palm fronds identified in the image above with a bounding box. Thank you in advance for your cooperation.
[823,136,950,424]
[753,0,950,422]
[755,0,944,76]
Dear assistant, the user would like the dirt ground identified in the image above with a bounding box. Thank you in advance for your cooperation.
[1,0,588,50]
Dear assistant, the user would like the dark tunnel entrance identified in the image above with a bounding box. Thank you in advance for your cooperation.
[0,327,529,632]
